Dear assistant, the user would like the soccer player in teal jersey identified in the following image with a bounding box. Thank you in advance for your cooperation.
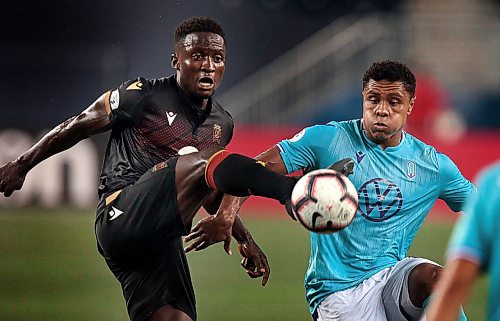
[187,60,474,321]
[426,161,500,321]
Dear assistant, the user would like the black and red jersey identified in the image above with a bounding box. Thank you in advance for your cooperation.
[98,75,233,198]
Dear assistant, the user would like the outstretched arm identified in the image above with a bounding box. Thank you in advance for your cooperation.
[196,187,271,285]
[0,93,112,196]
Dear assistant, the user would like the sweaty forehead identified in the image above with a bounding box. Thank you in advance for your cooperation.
[179,32,225,52]
[364,80,407,96]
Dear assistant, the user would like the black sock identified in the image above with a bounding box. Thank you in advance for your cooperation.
[213,154,296,204]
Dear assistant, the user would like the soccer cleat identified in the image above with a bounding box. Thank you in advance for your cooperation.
[327,158,354,177]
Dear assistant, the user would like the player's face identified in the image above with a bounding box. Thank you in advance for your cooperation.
[362,80,415,149]
[172,32,225,107]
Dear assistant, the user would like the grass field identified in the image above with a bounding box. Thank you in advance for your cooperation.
[0,208,488,321]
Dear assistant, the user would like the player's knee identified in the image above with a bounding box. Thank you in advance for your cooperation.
[176,146,224,187]
[408,263,443,307]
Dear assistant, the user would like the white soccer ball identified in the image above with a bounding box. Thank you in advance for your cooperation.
[291,169,358,233]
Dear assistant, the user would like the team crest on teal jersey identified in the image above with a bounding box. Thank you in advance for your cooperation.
[407,161,416,179]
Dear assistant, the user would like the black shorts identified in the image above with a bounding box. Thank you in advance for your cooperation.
[95,157,196,321]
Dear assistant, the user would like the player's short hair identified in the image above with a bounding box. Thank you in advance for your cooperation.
[174,16,225,46]
[362,60,416,97]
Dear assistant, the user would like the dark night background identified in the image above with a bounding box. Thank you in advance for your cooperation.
[0,0,401,132]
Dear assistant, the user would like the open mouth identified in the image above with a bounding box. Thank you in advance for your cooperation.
[198,77,214,89]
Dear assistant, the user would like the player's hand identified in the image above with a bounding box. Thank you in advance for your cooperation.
[185,214,233,255]
[328,158,355,177]
[0,160,27,197]
[238,239,270,286]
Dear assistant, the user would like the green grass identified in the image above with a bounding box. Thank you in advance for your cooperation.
[0,208,488,321]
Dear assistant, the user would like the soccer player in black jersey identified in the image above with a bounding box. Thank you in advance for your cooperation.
[0,16,277,321]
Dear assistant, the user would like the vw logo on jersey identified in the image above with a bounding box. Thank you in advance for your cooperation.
[357,178,403,222]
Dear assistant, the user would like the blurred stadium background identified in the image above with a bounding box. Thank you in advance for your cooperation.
[1,0,499,320]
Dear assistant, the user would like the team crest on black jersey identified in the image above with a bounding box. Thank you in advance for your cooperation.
[213,124,222,144]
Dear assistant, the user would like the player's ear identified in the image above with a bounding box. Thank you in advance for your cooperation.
[170,53,179,70]
[408,96,416,115]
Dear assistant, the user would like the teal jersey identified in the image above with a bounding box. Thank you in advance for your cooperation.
[447,162,500,321]
[277,119,475,313]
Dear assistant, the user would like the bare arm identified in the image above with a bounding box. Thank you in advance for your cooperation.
[425,258,479,321]
[202,190,253,243]
[202,191,259,241]
[254,145,288,174]
[201,190,272,286]
[0,93,112,196]
[224,146,287,286]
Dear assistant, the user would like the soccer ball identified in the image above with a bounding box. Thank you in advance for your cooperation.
[291,169,358,233]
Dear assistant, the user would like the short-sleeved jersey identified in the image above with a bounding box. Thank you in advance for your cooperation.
[447,162,500,321]
[276,119,475,313]
[98,75,234,198]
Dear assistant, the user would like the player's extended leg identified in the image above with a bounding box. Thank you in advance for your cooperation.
[179,148,354,221]
[205,150,298,204]
[175,144,295,220]
[205,151,354,220]
[174,147,298,223]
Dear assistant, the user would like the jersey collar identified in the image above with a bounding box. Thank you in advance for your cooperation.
[173,75,213,125]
